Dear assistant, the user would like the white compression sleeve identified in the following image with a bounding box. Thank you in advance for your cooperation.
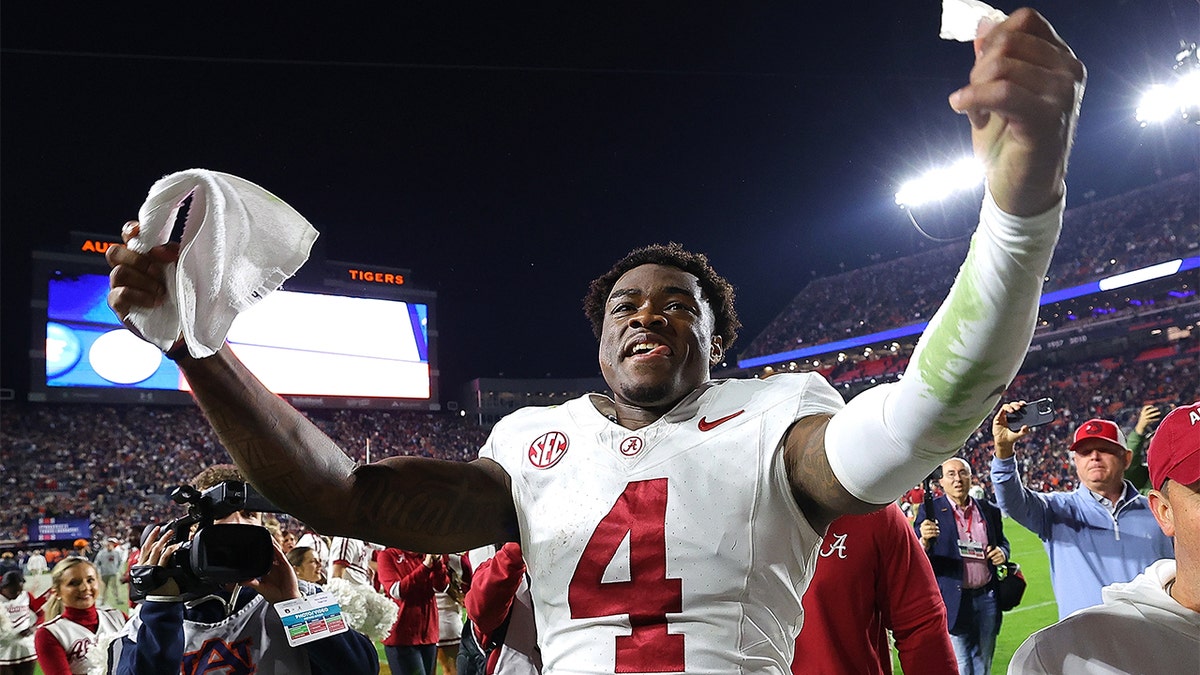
[824,188,1063,504]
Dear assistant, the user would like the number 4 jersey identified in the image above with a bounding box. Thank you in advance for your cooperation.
[479,373,845,674]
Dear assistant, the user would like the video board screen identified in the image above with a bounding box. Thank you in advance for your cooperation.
[28,516,91,542]
[35,265,436,408]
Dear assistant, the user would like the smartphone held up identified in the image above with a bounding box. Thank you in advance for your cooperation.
[1006,397,1055,432]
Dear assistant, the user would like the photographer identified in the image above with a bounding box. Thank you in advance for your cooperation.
[108,465,377,675]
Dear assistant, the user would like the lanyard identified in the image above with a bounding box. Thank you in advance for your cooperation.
[952,501,977,541]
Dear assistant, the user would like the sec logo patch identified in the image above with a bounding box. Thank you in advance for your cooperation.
[528,431,569,469]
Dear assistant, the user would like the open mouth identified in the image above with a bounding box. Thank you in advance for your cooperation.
[625,337,673,359]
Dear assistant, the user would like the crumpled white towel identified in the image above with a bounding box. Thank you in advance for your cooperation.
[125,169,319,358]
[940,0,1008,42]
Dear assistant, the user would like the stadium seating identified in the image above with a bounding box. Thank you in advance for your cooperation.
[2,172,1197,548]
[743,172,1199,361]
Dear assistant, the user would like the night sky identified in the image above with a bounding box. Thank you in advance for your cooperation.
[2,2,1195,403]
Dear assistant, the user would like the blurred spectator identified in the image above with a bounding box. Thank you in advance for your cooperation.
[377,549,447,675]
[1007,401,1200,674]
[990,403,1174,618]
[68,541,89,560]
[436,553,467,675]
[916,459,1009,675]
[1,570,45,675]
[1124,403,1162,491]
[22,552,46,577]
[93,539,124,609]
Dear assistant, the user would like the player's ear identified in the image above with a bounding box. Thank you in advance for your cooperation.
[709,336,724,365]
[1148,488,1174,538]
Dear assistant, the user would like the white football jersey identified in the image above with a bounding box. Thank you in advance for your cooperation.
[327,537,379,587]
[479,373,844,674]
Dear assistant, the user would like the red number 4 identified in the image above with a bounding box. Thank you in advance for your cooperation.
[568,478,685,673]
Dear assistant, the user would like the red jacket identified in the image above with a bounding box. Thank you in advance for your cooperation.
[793,505,955,675]
[464,543,541,675]
[376,548,448,647]
[464,543,525,640]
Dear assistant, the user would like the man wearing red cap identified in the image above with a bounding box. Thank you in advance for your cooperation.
[1007,401,1200,674]
[990,402,1174,619]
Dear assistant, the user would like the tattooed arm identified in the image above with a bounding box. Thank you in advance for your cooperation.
[784,414,864,533]
[107,224,518,554]
[177,349,517,553]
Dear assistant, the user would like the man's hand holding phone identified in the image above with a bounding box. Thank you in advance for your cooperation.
[992,399,1053,459]
[1005,397,1055,432]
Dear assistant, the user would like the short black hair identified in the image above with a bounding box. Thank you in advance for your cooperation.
[583,243,740,351]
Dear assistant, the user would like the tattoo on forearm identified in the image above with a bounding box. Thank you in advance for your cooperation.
[350,465,502,544]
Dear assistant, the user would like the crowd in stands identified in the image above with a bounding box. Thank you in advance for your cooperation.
[0,406,489,544]
[954,354,1197,501]
[744,171,1199,359]
[3,348,1193,548]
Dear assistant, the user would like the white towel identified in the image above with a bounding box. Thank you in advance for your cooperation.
[940,0,1007,42]
[125,169,319,358]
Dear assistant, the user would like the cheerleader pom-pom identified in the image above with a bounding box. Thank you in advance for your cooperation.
[325,577,399,643]
[87,632,121,675]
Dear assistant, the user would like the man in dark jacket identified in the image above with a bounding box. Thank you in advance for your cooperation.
[108,465,378,675]
[915,457,1010,675]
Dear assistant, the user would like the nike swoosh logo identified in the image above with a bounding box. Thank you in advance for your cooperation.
[698,410,745,431]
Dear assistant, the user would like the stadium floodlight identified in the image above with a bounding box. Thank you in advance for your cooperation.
[1136,41,1200,126]
[1135,77,1199,126]
[894,157,984,209]
[1136,84,1180,125]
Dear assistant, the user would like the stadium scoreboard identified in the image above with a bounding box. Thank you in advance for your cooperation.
[30,233,440,410]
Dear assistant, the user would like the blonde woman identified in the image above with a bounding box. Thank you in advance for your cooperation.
[34,559,126,675]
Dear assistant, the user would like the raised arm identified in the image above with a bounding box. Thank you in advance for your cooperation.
[107,223,518,554]
[990,402,1055,538]
[785,8,1084,530]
